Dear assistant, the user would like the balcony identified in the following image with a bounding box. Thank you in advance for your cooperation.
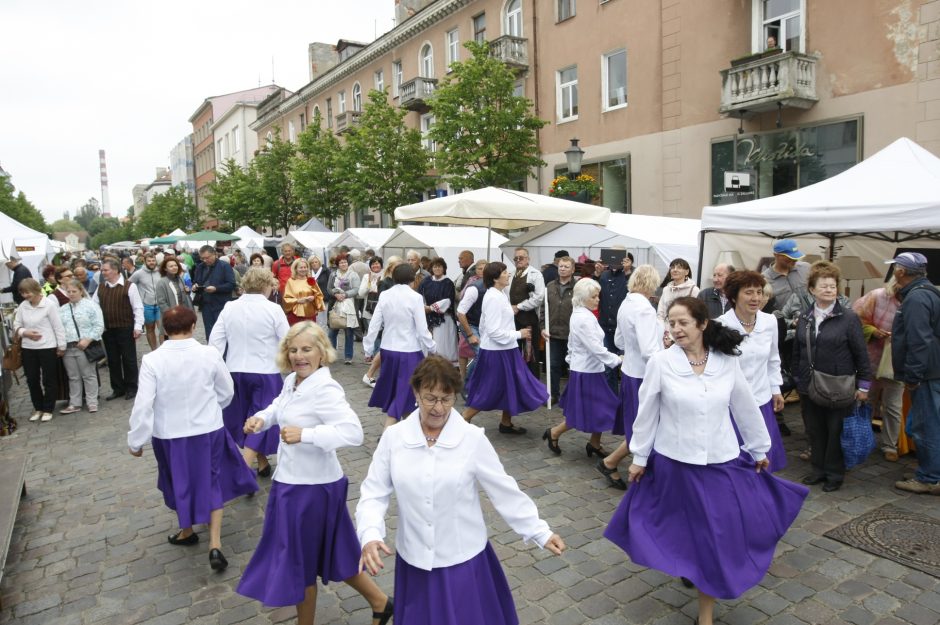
[335,110,362,134]
[399,77,437,111]
[489,35,528,71]
[719,51,818,115]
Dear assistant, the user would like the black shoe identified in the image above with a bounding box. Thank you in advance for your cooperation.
[680,576,695,588]
[585,442,608,458]
[822,481,843,492]
[125,390,137,400]
[777,421,792,436]
[372,597,394,625]
[542,429,561,455]
[595,458,627,490]
[498,423,527,435]
[105,392,123,401]
[802,474,826,486]
[257,464,272,478]
[209,548,228,571]
[167,531,198,546]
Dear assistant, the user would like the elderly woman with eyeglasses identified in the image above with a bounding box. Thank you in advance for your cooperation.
[357,355,565,625]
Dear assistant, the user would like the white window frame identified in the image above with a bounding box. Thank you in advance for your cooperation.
[232,126,240,153]
[420,43,434,78]
[217,138,224,161]
[446,28,460,68]
[288,120,296,143]
[602,48,627,111]
[393,61,403,97]
[375,69,384,93]
[338,90,346,114]
[751,0,805,53]
[504,0,523,37]
[420,113,437,152]
[557,0,576,21]
[556,65,578,122]
[352,83,362,111]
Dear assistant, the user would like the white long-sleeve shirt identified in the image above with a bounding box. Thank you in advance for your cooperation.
[208,294,289,374]
[479,287,521,350]
[92,275,144,332]
[629,346,770,468]
[253,368,363,485]
[614,293,664,377]
[363,284,435,356]
[14,296,67,350]
[502,265,544,312]
[717,309,783,404]
[127,338,234,451]
[566,307,621,373]
[356,409,553,571]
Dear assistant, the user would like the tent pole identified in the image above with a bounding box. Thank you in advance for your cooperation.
[696,230,707,283]
[544,288,551,408]
[827,233,836,260]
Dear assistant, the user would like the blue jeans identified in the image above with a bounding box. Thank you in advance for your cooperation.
[909,379,940,484]
[329,327,355,360]
[462,324,480,383]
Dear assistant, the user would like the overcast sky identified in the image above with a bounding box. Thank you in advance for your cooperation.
[0,0,395,222]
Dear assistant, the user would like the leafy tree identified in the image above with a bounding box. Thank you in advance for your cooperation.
[50,218,82,232]
[87,216,121,237]
[0,173,48,233]
[206,159,262,230]
[74,198,101,231]
[89,224,135,251]
[343,90,431,220]
[254,129,303,233]
[292,113,349,228]
[428,40,547,189]
[135,185,199,238]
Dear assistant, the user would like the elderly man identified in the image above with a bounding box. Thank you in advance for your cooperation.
[2,251,32,304]
[193,245,236,339]
[454,250,475,291]
[890,253,940,494]
[507,247,545,377]
[541,256,578,402]
[93,259,144,400]
[405,249,430,289]
[74,266,97,296]
[762,239,810,313]
[271,243,296,297]
[698,263,735,319]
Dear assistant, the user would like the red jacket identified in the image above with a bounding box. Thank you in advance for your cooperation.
[272,256,294,293]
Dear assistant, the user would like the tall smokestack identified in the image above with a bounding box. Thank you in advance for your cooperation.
[99,149,112,217]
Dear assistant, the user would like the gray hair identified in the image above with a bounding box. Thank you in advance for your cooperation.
[572,278,601,308]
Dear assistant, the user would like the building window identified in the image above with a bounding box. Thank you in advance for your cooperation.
[217,138,224,161]
[420,113,436,152]
[555,156,631,213]
[473,13,486,42]
[505,0,523,36]
[558,0,576,21]
[757,0,803,52]
[513,80,524,97]
[300,112,306,130]
[352,83,362,111]
[232,126,240,153]
[326,98,333,129]
[556,66,578,121]
[223,134,230,159]
[338,91,346,114]
[393,61,403,96]
[288,120,296,143]
[603,49,627,110]
[266,131,273,145]
[375,69,384,92]
[420,44,434,78]
[446,29,460,68]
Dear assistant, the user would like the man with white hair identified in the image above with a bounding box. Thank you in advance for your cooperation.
[405,249,430,289]
[698,263,735,319]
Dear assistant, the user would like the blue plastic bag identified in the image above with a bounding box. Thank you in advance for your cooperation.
[841,402,875,469]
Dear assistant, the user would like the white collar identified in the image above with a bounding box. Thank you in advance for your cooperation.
[399,407,468,449]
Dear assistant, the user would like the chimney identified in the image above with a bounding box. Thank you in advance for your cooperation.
[308,42,340,81]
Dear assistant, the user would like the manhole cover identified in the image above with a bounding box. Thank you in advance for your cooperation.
[825,504,940,578]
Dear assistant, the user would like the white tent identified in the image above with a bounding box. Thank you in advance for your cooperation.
[504,213,701,279]
[0,212,51,302]
[330,228,395,255]
[699,137,940,289]
[168,228,187,237]
[232,226,266,255]
[381,226,509,280]
[280,231,340,263]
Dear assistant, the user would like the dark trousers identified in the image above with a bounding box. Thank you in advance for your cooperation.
[22,347,59,412]
[201,304,224,340]
[603,327,622,392]
[548,337,568,399]
[515,312,540,378]
[802,393,853,483]
[103,327,138,395]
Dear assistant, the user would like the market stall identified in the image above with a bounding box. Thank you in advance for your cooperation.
[329,228,395,255]
[381,225,509,280]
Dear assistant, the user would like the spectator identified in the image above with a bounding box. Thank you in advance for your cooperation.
[358,256,384,343]
[193,245,237,340]
[540,256,578,402]
[599,251,633,388]
[282,258,325,327]
[762,239,810,313]
[657,258,700,321]
[507,247,545,378]
[454,249,475,292]
[541,249,570,286]
[129,253,163,351]
[698,263,735,319]
[74,266,97,297]
[2,251,32,304]
[326,255,360,364]
[51,266,74,306]
[271,243,297,297]
[40,264,57,296]
[405,249,429,289]
[308,255,330,328]
[155,257,193,328]
[13,278,66,421]
[58,278,104,415]
[121,256,136,280]
[418,258,457,365]
[93,259,144,401]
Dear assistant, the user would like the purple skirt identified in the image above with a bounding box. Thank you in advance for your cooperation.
[612,373,643,438]
[151,427,258,529]
[223,372,283,454]
[732,401,787,472]
[394,542,517,625]
[237,478,361,606]
[604,453,807,600]
[369,349,424,420]
[465,348,548,416]
[559,371,618,432]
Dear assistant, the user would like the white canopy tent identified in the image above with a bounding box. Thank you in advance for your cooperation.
[0,211,51,302]
[231,226,266,255]
[699,137,940,290]
[168,228,187,237]
[381,226,509,280]
[504,213,701,279]
[330,228,395,255]
[279,231,340,263]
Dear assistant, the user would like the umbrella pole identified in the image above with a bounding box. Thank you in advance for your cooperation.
[544,289,551,408]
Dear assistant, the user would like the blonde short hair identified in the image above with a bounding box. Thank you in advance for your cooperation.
[275,321,337,373]
[572,278,601,308]
[241,267,278,294]
[290,257,309,278]
[628,265,661,296]
[383,255,403,279]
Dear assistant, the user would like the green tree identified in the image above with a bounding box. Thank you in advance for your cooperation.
[292,113,349,228]
[50,218,82,232]
[206,159,262,230]
[89,224,135,250]
[87,216,121,237]
[428,40,547,189]
[343,90,431,220]
[255,129,303,233]
[0,173,48,233]
[135,185,199,238]
[74,198,101,231]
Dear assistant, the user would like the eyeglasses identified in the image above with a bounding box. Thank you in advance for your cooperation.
[514,256,527,261]
[419,394,456,408]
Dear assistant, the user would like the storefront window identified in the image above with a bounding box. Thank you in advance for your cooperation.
[555,155,631,213]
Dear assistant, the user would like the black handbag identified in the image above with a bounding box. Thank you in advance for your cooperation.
[69,304,107,363]
[804,319,856,409]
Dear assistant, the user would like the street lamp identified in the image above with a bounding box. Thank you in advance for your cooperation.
[564,138,585,177]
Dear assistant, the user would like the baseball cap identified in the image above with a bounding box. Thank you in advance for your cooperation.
[884,252,928,270]
[772,239,805,259]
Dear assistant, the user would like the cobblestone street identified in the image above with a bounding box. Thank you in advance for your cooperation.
[1,326,938,625]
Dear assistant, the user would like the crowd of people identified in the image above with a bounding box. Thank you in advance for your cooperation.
[4,235,939,625]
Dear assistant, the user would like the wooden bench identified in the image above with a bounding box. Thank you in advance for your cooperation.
[0,453,27,609]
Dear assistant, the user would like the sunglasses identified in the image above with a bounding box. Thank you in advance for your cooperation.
[514,256,527,261]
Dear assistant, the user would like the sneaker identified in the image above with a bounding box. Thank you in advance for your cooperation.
[344,359,353,365]
[884,451,899,462]
[29,411,42,422]
[40,412,54,422]
[88,406,98,413]
[895,478,940,495]
[362,374,376,388]
[60,406,81,415]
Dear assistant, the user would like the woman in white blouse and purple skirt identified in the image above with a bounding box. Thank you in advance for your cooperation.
[238,322,392,625]
[358,355,565,625]
[127,306,258,572]
[604,297,807,625]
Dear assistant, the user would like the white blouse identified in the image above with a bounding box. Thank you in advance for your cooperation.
[356,409,553,571]
[630,346,770,468]
[14,296,66,350]
[127,338,233,451]
[717,309,783,404]
[208,294,289,374]
[364,284,436,356]
[479,287,521,350]
[566,307,621,373]
[253,368,363,485]
[614,293,663,378]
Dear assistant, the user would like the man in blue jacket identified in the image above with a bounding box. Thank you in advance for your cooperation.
[193,245,236,340]
[890,252,940,494]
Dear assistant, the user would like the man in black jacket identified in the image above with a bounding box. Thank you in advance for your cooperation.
[2,251,32,304]
[889,252,940,494]
[194,245,236,340]
[598,250,632,390]
[698,263,734,318]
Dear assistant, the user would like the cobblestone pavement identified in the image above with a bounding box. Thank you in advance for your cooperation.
[1,323,939,625]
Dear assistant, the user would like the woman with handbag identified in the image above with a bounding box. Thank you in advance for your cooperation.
[155,257,193,341]
[58,279,105,415]
[792,262,872,492]
[327,255,360,364]
[13,278,67,422]
[357,256,384,344]
[282,258,325,327]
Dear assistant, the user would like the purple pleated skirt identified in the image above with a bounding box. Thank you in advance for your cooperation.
[604,453,807,600]
[465,348,548,416]
[151,427,258,529]
[237,477,361,607]
[731,401,787,472]
[369,349,424,420]
[394,542,517,625]
[558,371,618,432]
[223,371,284,454]
[612,373,643,438]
